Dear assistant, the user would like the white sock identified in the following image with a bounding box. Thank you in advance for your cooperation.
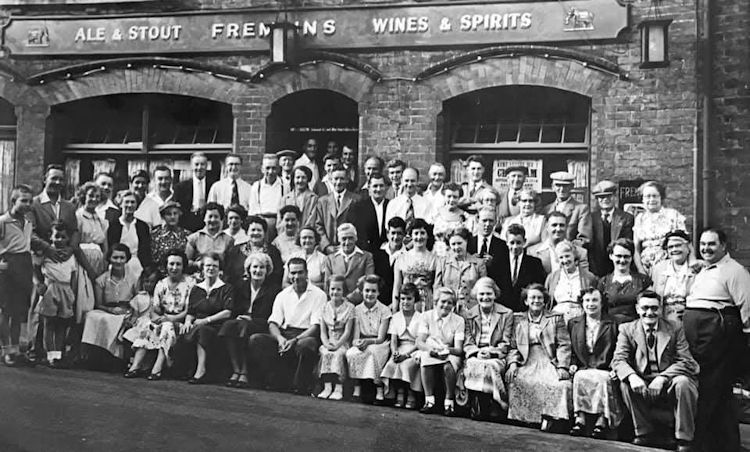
[444,398,454,408]
[425,395,435,404]
[352,384,361,397]
[375,386,384,400]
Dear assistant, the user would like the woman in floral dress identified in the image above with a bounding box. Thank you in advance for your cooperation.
[392,219,439,311]
[633,181,687,276]
[150,201,190,273]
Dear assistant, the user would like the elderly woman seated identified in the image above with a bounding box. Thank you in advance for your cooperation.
[416,287,466,417]
[506,283,573,431]
[462,277,515,420]
[546,240,599,323]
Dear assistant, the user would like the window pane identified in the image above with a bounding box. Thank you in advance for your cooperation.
[476,123,497,143]
[541,124,564,143]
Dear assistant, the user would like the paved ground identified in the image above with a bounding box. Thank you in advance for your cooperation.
[0,366,745,452]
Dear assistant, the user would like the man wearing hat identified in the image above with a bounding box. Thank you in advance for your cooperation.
[249,153,286,240]
[497,165,529,220]
[543,171,592,245]
[174,152,216,232]
[277,149,297,193]
[588,180,634,276]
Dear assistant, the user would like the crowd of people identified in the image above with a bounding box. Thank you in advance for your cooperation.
[0,139,748,452]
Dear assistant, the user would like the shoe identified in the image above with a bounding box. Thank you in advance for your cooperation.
[147,372,162,381]
[235,376,250,389]
[444,405,456,417]
[404,400,417,410]
[394,399,404,408]
[676,440,693,452]
[328,391,343,401]
[569,423,585,437]
[373,398,388,406]
[188,375,208,385]
[124,369,141,378]
[591,426,606,439]
[225,373,239,388]
[419,402,438,414]
[317,387,333,399]
[632,436,654,447]
[350,395,362,403]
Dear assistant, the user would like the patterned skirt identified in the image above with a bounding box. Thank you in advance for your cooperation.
[508,344,572,423]
[81,309,128,358]
[319,344,350,379]
[381,343,422,392]
[573,368,625,428]
[463,356,509,410]
[345,342,391,383]
[122,318,180,358]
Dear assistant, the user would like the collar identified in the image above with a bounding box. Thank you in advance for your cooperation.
[39,190,60,205]
[363,301,379,312]
[261,177,281,187]
[199,228,228,239]
[148,191,173,203]
[338,246,364,258]
[705,253,732,270]
[371,197,385,207]
[119,216,135,227]
[527,311,545,323]
[557,197,571,205]
[193,176,206,183]
[225,176,244,184]
[432,309,451,322]
[641,320,658,335]
[428,183,444,194]
[197,277,225,293]
[287,282,313,297]
[79,208,97,220]
[98,199,117,210]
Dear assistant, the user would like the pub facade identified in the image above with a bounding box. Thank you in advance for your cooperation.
[0,0,747,262]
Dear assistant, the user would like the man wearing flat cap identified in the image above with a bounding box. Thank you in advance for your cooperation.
[588,180,634,276]
[543,171,592,246]
[277,149,297,194]
[497,165,529,220]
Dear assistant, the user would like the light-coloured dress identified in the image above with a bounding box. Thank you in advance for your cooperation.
[76,208,108,323]
[318,300,355,378]
[345,301,392,383]
[416,309,465,370]
[394,251,439,312]
[651,260,696,323]
[634,207,686,275]
[381,311,423,392]
[81,270,139,358]
[39,255,77,319]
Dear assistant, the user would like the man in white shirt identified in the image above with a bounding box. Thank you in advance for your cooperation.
[276,149,297,193]
[385,167,434,226]
[134,165,174,228]
[208,153,252,211]
[423,163,446,217]
[528,210,588,274]
[248,153,285,240]
[359,155,385,198]
[94,172,120,223]
[313,153,341,197]
[248,257,326,393]
[174,152,210,232]
[460,155,491,212]
[295,138,321,190]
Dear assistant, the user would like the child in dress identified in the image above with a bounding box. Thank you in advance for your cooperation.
[317,275,355,400]
[432,183,467,257]
[121,268,161,377]
[37,222,77,367]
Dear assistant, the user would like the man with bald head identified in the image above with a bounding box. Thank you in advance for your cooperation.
[384,167,434,226]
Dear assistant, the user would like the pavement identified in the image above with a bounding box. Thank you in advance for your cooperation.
[0,365,746,452]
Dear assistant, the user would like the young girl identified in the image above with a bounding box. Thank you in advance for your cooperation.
[37,222,77,367]
[345,275,392,404]
[317,275,355,400]
[380,283,423,409]
[432,183,467,257]
[121,268,161,378]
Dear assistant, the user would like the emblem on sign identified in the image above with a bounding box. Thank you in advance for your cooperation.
[564,8,595,31]
[27,26,50,47]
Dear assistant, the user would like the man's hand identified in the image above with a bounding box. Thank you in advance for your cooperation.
[477,349,492,360]
[506,363,518,381]
[557,368,571,380]
[647,376,667,400]
[279,338,295,354]
[179,321,192,335]
[629,374,648,396]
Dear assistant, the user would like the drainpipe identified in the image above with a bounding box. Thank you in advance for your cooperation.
[701,0,714,229]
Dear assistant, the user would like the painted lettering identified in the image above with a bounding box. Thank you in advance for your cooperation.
[242,22,256,37]
[322,19,336,35]
[211,23,224,39]
[75,27,106,42]
[520,12,532,29]
[302,20,316,36]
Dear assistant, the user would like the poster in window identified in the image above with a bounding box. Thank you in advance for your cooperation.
[492,159,543,192]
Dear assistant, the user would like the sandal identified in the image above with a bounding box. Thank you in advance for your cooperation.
[225,373,240,388]
[569,422,585,437]
[147,372,162,381]
[236,374,250,389]
[591,425,607,439]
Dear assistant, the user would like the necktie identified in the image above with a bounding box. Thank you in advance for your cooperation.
[405,197,415,226]
[480,237,488,256]
[647,330,656,349]
[231,179,239,206]
[602,211,611,225]
[196,179,206,210]
[512,256,519,285]
[337,194,343,211]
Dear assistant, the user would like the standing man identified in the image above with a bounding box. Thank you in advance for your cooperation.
[248,154,285,240]
[359,156,385,198]
[0,185,35,366]
[497,166,528,220]
[467,207,508,259]
[611,291,699,452]
[683,228,750,452]
[208,153,252,211]
[295,137,321,190]
[94,172,120,223]
[277,149,297,194]
[543,171,592,245]
[134,165,174,228]
[174,152,211,232]
[313,165,358,254]
[129,170,149,206]
[385,167,433,227]
[459,155,491,215]
[385,159,406,200]
[321,223,375,295]
[487,224,545,312]
[588,180,634,277]
[346,172,389,253]
[423,162,447,216]
[528,211,588,274]
[341,144,358,188]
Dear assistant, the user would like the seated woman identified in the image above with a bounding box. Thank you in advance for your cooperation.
[416,287,466,417]
[122,249,194,380]
[285,227,326,290]
[651,230,699,323]
[546,240,598,323]
[568,288,624,439]
[463,277,515,420]
[180,253,234,384]
[598,238,652,324]
[433,226,486,313]
[345,275,392,404]
[81,244,140,361]
[317,275,355,400]
[185,202,234,272]
[381,283,424,409]
[506,283,572,431]
[224,215,284,287]
[499,189,546,247]
[219,252,278,388]
[224,204,250,247]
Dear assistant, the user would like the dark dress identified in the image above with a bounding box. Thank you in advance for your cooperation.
[219,279,279,338]
[150,224,190,272]
[597,273,652,324]
[183,281,235,348]
[223,242,284,287]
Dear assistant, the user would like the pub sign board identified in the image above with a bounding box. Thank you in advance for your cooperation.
[2,0,629,56]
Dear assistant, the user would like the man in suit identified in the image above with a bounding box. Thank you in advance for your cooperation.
[341,144,359,188]
[208,153,252,211]
[385,158,406,200]
[373,216,406,307]
[277,149,297,193]
[94,172,120,223]
[459,155,492,213]
[467,207,508,259]
[358,156,385,199]
[173,152,212,232]
[528,211,589,274]
[543,171,592,245]
[346,172,389,253]
[487,224,546,312]
[588,180,634,276]
[497,166,528,221]
[321,223,375,295]
[313,165,358,254]
[611,291,699,451]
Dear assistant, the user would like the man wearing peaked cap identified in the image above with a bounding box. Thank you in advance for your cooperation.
[543,171,592,246]
[588,180,634,276]
[498,165,529,220]
[276,149,297,193]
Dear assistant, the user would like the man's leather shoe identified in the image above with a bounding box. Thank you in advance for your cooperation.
[676,440,693,452]
[632,435,654,447]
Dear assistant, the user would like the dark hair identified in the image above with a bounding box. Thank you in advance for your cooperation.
[700,227,727,245]
[164,248,188,269]
[399,282,421,303]
[203,202,225,220]
[447,226,471,242]
[130,170,149,183]
[408,218,434,250]
[202,252,222,269]
[506,223,527,239]
[465,155,485,168]
[247,215,268,232]
[442,182,463,197]
[330,164,347,174]
[546,210,569,223]
[279,204,302,221]
[607,237,635,256]
[152,165,172,177]
[287,256,308,272]
[577,287,605,306]
[358,274,382,292]
[386,159,406,170]
[107,243,132,262]
[225,153,243,164]
[296,226,320,247]
[44,164,65,181]
[293,165,313,183]
[638,180,666,199]
[327,274,348,296]
[387,216,407,231]
[323,153,341,163]
[637,290,662,305]
[662,230,691,250]
[226,204,248,222]
[76,181,101,206]
[367,172,386,185]
[10,184,33,205]
[49,220,69,239]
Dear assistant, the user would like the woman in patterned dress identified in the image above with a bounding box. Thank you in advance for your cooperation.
[432,183,467,257]
[317,275,355,400]
[650,230,700,323]
[150,201,190,273]
[546,240,598,323]
[392,219,439,311]
[278,165,319,228]
[633,181,687,276]
[433,226,486,313]
[75,182,109,322]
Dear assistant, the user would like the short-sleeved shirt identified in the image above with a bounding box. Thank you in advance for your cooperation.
[135,192,173,228]
[269,284,327,330]
[186,229,234,262]
[154,276,195,315]
[319,300,355,335]
[417,309,465,346]
[95,271,139,307]
[353,301,392,338]
[0,213,32,254]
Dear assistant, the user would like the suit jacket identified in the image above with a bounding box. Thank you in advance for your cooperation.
[30,193,79,253]
[346,197,389,253]
[497,189,521,221]
[278,190,318,228]
[567,315,618,370]
[106,218,153,269]
[507,312,572,369]
[545,267,599,304]
[231,279,279,321]
[467,233,509,258]
[588,208,635,277]
[528,240,589,274]
[463,304,515,358]
[373,248,397,305]
[173,177,214,232]
[101,206,121,224]
[312,190,358,250]
[487,252,546,312]
[543,198,592,245]
[611,318,699,383]
[321,250,375,295]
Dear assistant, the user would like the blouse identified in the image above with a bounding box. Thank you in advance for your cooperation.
[554,269,582,303]
[95,271,139,307]
[417,309,466,345]
[154,276,195,315]
[354,301,392,338]
[186,229,234,262]
[187,279,235,319]
[528,314,544,345]
[585,318,600,354]
[319,300,355,342]
[77,209,107,245]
